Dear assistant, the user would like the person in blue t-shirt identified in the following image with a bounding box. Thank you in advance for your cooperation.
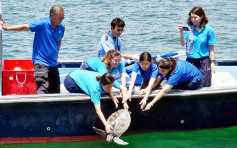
[81,50,129,109]
[125,52,160,109]
[142,57,203,111]
[1,5,65,94]
[98,17,139,60]
[64,71,116,134]
[179,6,216,87]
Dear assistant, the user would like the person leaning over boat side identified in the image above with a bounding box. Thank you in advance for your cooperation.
[97,17,139,60]
[142,57,203,111]
[81,50,129,109]
[123,52,160,109]
[64,70,116,134]
[1,5,65,94]
[179,6,216,87]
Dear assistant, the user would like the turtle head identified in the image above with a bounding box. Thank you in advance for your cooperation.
[106,134,113,143]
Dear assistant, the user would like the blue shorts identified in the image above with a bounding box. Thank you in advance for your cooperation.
[64,74,85,93]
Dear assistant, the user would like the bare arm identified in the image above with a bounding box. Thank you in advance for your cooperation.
[120,72,127,101]
[152,76,162,89]
[121,54,132,60]
[179,26,186,46]
[209,45,216,73]
[139,78,156,110]
[143,84,173,111]
[94,104,113,133]
[123,72,137,103]
[109,89,119,109]
[143,78,156,98]
[58,39,62,55]
[1,18,30,31]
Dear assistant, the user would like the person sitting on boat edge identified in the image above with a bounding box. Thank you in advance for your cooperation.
[64,71,116,134]
[1,5,65,94]
[80,50,129,109]
[124,52,161,109]
[179,6,216,87]
[97,17,139,60]
[142,57,203,111]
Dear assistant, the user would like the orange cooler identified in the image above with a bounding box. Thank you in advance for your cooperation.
[2,59,37,95]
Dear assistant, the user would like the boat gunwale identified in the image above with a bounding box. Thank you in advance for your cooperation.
[0,85,237,104]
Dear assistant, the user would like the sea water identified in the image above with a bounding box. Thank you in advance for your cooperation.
[1,0,237,147]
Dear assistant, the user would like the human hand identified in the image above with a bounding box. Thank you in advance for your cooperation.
[211,62,216,73]
[123,102,129,110]
[139,97,147,110]
[178,25,184,33]
[131,54,140,60]
[112,97,119,109]
[0,18,7,30]
[142,102,153,111]
[105,123,113,134]
[122,91,132,103]
[137,89,146,96]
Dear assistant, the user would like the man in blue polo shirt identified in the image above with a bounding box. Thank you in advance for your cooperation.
[98,17,139,60]
[1,5,65,94]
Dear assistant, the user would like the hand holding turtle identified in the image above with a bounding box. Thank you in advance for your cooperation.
[105,123,113,134]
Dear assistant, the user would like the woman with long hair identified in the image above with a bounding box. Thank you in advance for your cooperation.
[81,49,128,109]
[179,6,216,87]
[124,52,160,109]
[142,58,203,111]
[64,70,115,134]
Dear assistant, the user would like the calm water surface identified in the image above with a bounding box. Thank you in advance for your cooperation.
[1,0,237,147]
[1,0,237,60]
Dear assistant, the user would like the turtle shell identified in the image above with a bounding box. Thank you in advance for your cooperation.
[107,109,131,136]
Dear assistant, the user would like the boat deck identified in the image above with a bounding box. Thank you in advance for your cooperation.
[59,61,237,94]
[1,60,237,103]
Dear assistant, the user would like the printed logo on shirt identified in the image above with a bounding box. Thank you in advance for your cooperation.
[186,28,194,55]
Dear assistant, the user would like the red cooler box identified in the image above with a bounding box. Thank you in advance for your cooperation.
[2,59,37,95]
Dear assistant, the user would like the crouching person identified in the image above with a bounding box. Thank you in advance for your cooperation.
[142,57,203,111]
[64,70,123,133]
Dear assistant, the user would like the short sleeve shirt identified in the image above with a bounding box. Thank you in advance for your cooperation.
[98,31,123,57]
[29,16,65,66]
[184,24,216,58]
[86,58,125,89]
[69,70,105,104]
[166,60,202,86]
[132,61,159,80]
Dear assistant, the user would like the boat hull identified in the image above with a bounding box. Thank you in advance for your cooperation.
[0,91,237,144]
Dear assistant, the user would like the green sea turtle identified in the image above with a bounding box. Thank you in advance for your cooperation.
[93,109,131,145]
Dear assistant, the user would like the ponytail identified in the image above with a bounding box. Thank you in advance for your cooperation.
[96,73,115,85]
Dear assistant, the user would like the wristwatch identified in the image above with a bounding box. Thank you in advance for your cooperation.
[211,59,216,63]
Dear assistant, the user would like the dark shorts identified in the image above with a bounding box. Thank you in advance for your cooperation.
[140,79,149,90]
[140,79,162,90]
[172,78,202,90]
[34,64,60,94]
[186,57,211,87]
[64,75,85,93]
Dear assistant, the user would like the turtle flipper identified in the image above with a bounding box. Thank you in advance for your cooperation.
[113,137,128,145]
[92,126,106,136]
